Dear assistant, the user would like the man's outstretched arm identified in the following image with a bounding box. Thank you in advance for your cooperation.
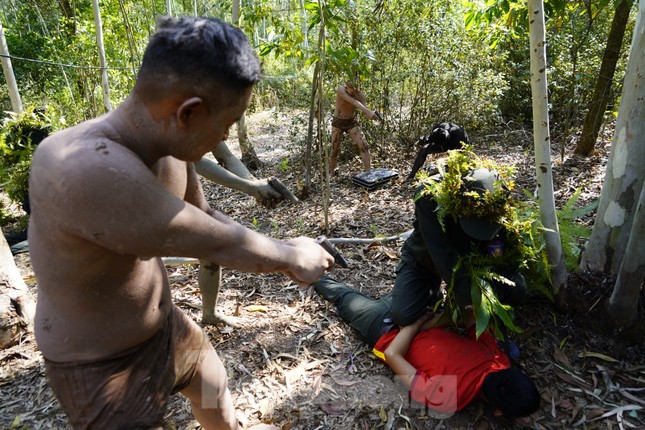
[196,142,282,207]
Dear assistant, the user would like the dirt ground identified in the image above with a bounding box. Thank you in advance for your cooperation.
[1,110,644,429]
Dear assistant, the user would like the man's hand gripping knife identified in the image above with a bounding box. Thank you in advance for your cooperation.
[315,236,349,268]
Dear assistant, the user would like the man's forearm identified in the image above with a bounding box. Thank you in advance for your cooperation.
[385,324,419,358]
[383,324,421,388]
[195,158,257,195]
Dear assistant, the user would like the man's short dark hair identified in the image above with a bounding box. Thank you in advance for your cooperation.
[481,368,540,417]
[137,16,262,100]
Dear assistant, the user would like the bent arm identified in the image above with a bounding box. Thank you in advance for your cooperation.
[210,142,254,180]
[337,86,377,120]
[414,193,471,308]
[195,157,258,195]
[384,315,431,387]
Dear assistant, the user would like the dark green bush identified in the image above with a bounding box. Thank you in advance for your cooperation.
[0,107,58,219]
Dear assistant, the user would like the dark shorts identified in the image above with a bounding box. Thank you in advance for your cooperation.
[332,116,359,132]
[44,305,212,429]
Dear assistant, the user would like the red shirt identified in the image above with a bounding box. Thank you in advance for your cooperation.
[373,326,510,414]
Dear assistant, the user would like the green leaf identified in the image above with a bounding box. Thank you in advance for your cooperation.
[475,294,491,339]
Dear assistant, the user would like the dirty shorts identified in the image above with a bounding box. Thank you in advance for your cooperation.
[332,116,359,132]
[43,305,214,429]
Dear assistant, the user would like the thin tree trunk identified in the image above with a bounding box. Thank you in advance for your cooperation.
[231,0,262,170]
[0,230,35,349]
[91,0,112,112]
[581,0,645,276]
[117,0,139,82]
[0,24,23,113]
[59,0,77,34]
[528,0,568,304]
[317,7,329,233]
[303,61,320,197]
[576,0,633,156]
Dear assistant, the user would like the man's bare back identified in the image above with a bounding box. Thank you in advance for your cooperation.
[29,120,211,362]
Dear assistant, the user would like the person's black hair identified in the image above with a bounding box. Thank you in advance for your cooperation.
[481,368,540,417]
[137,16,262,97]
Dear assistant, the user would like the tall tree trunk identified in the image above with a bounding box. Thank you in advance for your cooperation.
[91,0,112,112]
[0,24,23,113]
[232,0,262,170]
[0,230,35,349]
[581,0,645,277]
[117,0,139,82]
[528,0,568,305]
[59,0,77,34]
[303,61,320,197]
[606,180,645,327]
[317,7,330,233]
[575,0,634,156]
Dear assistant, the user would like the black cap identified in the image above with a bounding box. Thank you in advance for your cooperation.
[458,168,502,241]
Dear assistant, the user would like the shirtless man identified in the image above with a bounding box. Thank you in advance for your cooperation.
[330,81,380,174]
[28,16,333,430]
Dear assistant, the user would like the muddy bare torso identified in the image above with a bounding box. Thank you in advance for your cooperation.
[29,123,192,363]
[333,85,368,120]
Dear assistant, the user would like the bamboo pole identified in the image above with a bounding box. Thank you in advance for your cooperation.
[0,23,23,113]
[91,0,112,112]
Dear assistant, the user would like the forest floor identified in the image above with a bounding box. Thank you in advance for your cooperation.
[1,109,644,430]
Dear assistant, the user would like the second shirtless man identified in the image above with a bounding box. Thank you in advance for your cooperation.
[330,81,380,174]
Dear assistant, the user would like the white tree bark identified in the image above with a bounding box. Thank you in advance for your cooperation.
[607,180,645,327]
[0,230,35,349]
[598,0,645,328]
[527,0,568,300]
[0,23,23,113]
[91,0,112,112]
[580,0,645,276]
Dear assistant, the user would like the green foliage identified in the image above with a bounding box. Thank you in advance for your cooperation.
[524,187,598,272]
[279,157,290,172]
[0,107,61,216]
[0,0,634,162]
[416,147,550,339]
[416,145,516,227]
[463,0,635,128]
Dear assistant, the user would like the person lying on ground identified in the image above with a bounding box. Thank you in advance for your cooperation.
[312,275,540,418]
[28,16,333,430]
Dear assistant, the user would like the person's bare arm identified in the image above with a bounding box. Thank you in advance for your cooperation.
[196,144,282,206]
[210,142,254,180]
[337,86,379,120]
[384,313,433,387]
[35,142,332,285]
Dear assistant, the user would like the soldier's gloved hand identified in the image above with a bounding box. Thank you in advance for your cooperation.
[249,178,283,208]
